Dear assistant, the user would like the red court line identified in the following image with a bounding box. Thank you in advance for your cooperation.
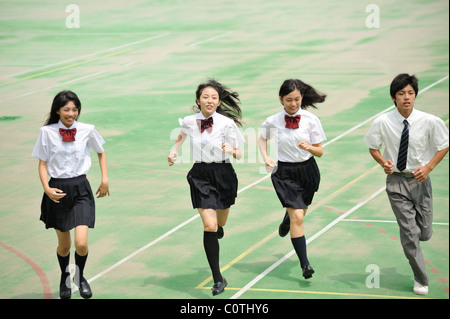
[0,242,52,299]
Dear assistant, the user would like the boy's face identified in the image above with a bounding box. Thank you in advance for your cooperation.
[392,84,416,117]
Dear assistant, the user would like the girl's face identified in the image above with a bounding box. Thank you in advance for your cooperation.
[280,89,303,115]
[197,86,221,118]
[57,101,79,128]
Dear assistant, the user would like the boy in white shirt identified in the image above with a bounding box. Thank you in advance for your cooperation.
[364,74,449,295]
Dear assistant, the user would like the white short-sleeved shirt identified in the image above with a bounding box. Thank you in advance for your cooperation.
[363,108,449,173]
[31,120,105,178]
[179,112,245,163]
[260,109,326,162]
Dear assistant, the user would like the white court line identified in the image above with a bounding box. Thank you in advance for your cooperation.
[230,74,450,299]
[84,75,449,289]
[5,33,170,78]
[341,219,449,226]
[230,186,386,299]
[161,32,231,55]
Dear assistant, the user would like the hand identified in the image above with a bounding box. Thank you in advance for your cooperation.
[222,143,233,155]
[297,141,310,150]
[168,152,177,166]
[382,160,394,175]
[412,166,431,183]
[297,141,311,151]
[265,158,277,173]
[96,182,110,198]
[44,187,66,203]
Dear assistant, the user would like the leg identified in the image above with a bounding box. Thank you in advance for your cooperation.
[74,225,89,256]
[198,209,226,295]
[387,180,429,286]
[287,208,306,238]
[74,225,92,298]
[56,229,71,257]
[55,230,72,299]
[287,208,314,278]
[216,208,230,227]
[216,208,229,239]
[413,177,433,242]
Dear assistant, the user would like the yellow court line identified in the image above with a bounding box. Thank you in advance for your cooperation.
[196,164,381,288]
[196,231,278,289]
[195,286,430,299]
[0,47,133,87]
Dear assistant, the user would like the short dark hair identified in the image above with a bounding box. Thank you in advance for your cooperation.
[390,74,419,99]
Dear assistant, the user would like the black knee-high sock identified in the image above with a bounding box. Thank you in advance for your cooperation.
[291,236,309,268]
[57,252,70,287]
[74,251,88,285]
[203,231,223,283]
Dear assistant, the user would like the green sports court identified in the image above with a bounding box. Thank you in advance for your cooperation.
[0,0,448,301]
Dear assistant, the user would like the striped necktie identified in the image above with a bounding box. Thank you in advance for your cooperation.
[396,119,409,171]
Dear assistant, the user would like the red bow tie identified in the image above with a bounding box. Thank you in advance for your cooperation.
[198,117,213,133]
[285,115,301,129]
[59,128,77,142]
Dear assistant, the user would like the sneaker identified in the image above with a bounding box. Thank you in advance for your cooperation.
[217,226,224,239]
[413,280,428,295]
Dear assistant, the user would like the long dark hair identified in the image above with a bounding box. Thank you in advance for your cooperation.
[44,90,81,125]
[194,79,242,127]
[279,79,326,109]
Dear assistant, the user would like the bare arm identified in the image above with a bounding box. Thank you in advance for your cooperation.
[222,143,242,160]
[96,152,110,197]
[168,130,187,166]
[369,148,394,175]
[258,134,276,172]
[38,160,66,203]
[412,147,449,182]
[298,141,324,157]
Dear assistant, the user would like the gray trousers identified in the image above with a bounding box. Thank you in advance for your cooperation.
[386,174,433,286]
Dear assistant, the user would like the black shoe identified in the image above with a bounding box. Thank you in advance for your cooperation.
[212,278,228,296]
[217,226,224,239]
[75,277,93,299]
[59,281,71,299]
[278,211,290,237]
[278,222,290,237]
[302,265,314,279]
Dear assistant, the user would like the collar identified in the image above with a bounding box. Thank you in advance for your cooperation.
[58,120,78,130]
[394,108,416,124]
[283,109,301,117]
[195,111,217,120]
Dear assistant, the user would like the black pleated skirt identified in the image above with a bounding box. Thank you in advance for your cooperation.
[40,175,95,232]
[187,162,238,210]
[271,157,320,209]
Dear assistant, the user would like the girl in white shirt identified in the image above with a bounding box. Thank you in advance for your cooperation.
[258,79,326,280]
[168,79,244,296]
[32,91,109,299]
